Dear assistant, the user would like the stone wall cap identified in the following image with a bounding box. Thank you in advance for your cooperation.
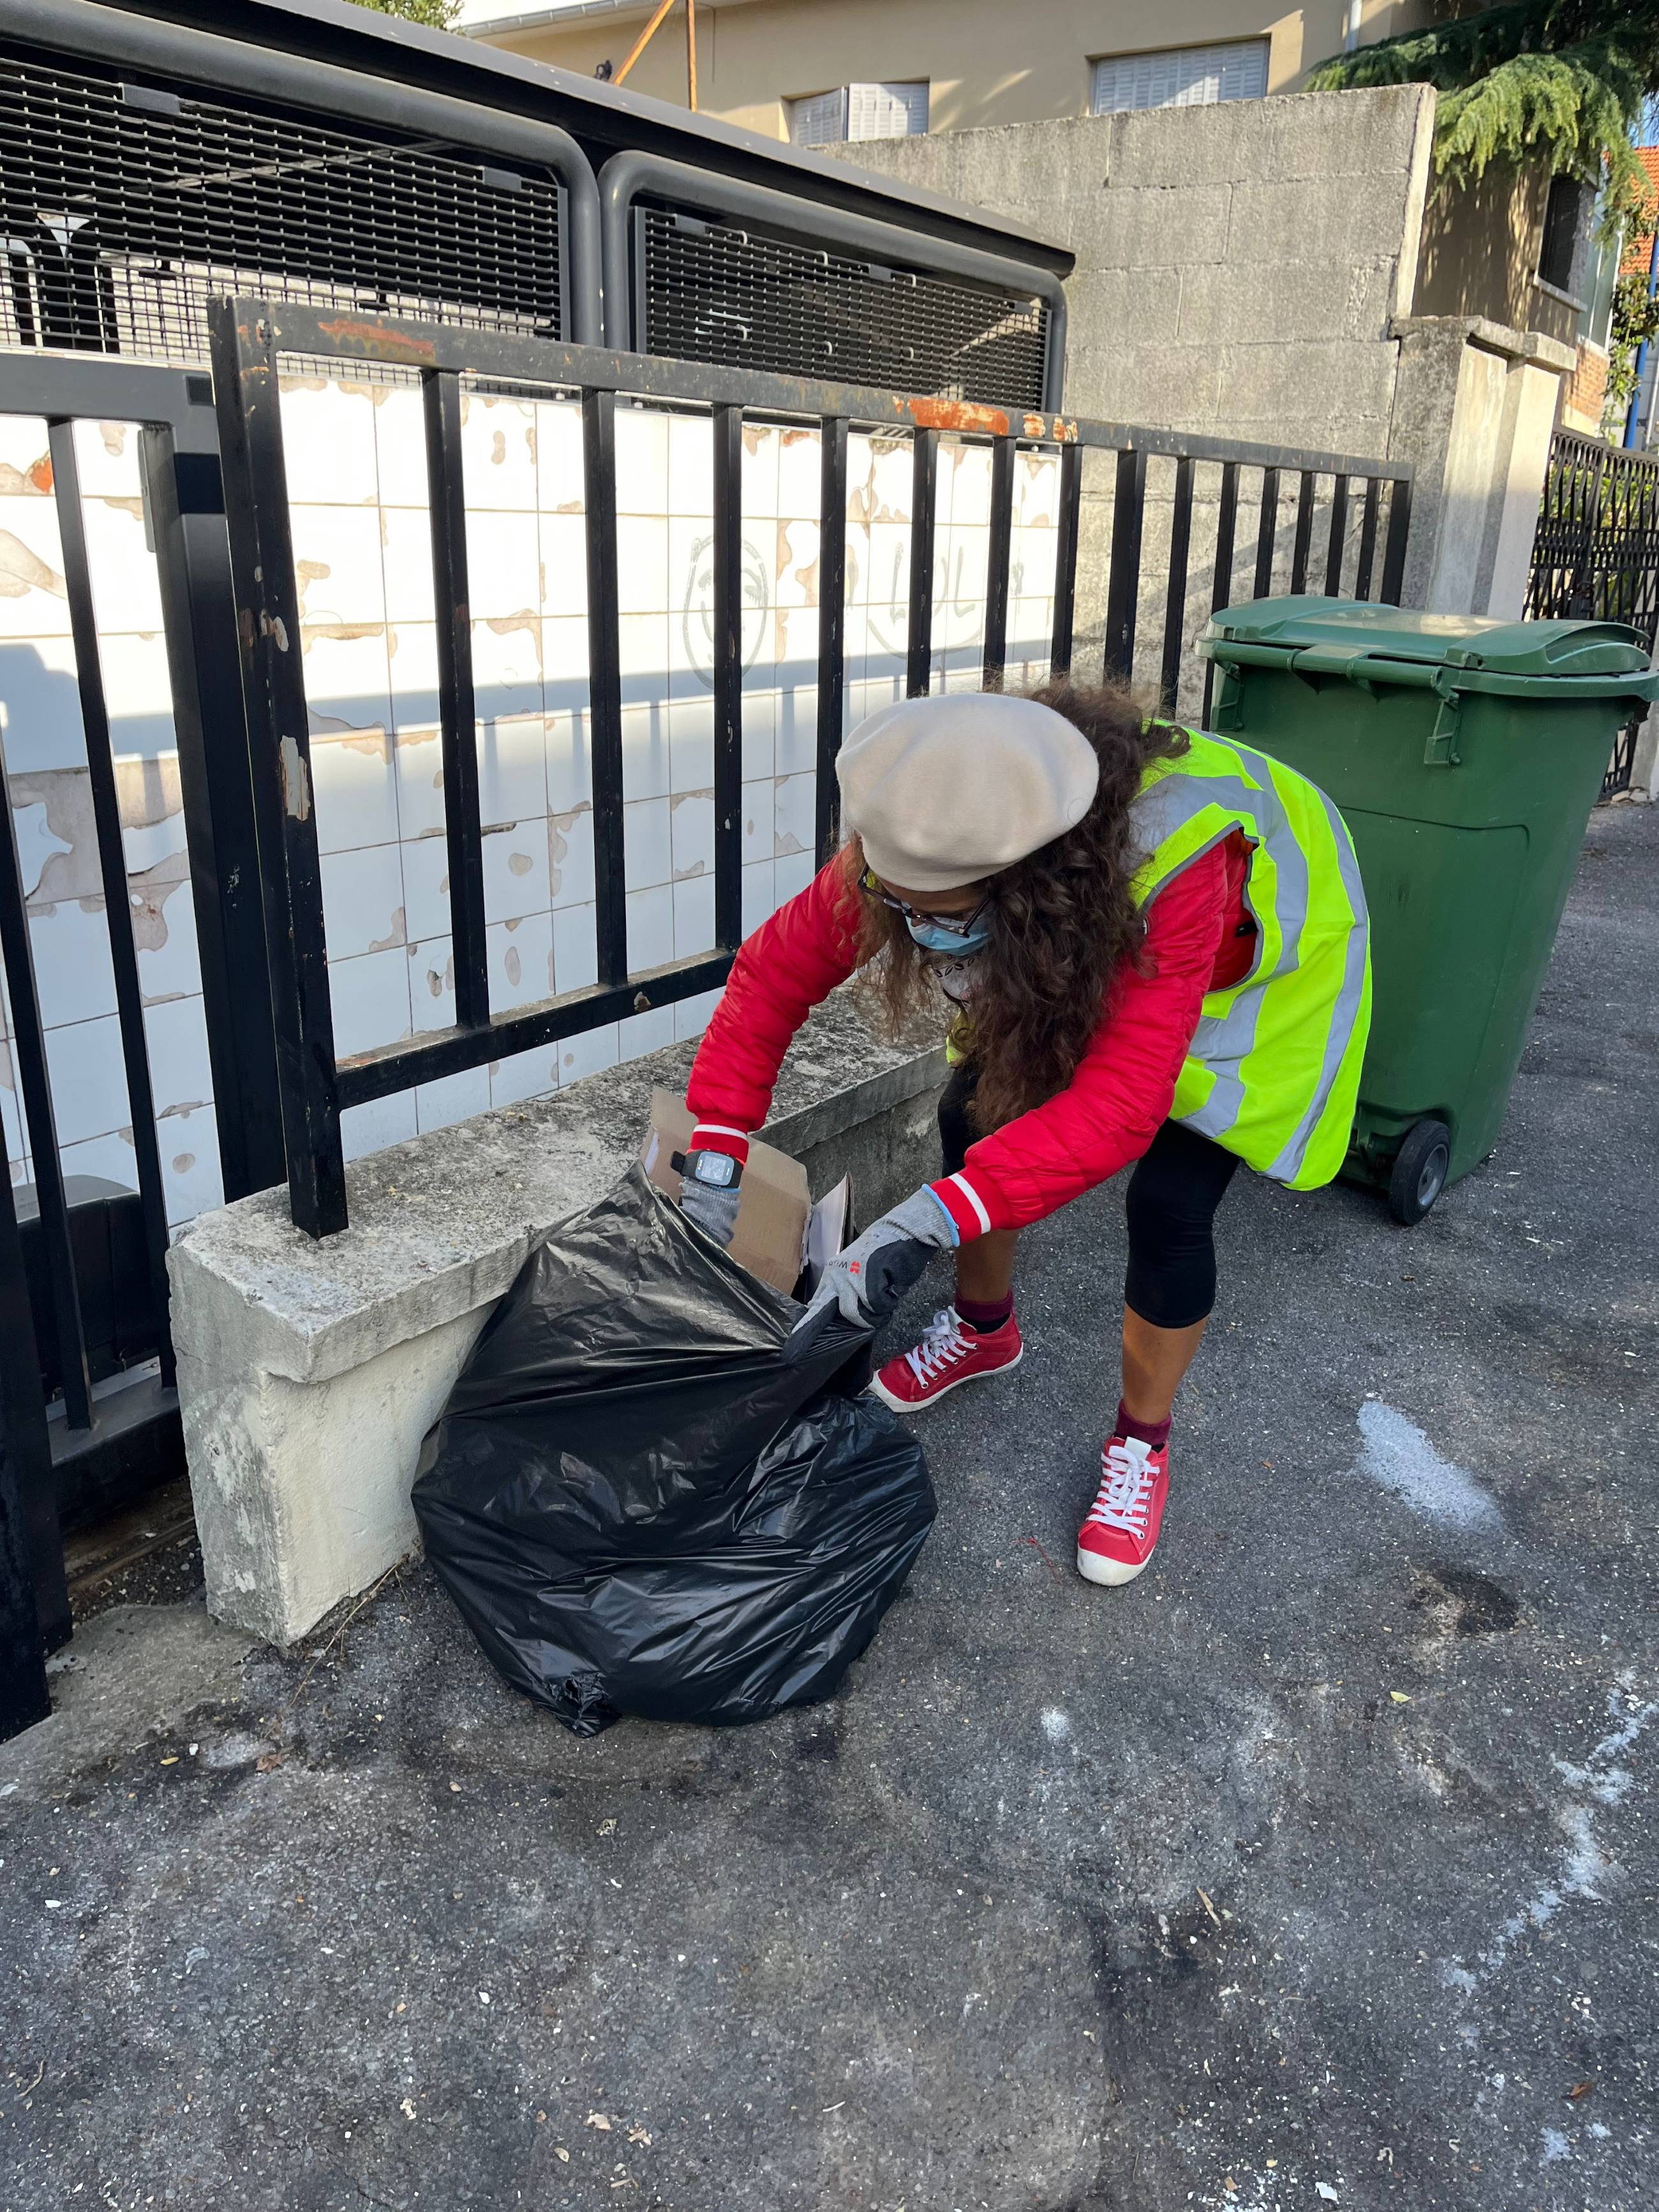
[167,990,940,1388]
[1390,313,1577,374]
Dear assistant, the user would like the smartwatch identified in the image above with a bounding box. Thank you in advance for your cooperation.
[685,1148,741,1192]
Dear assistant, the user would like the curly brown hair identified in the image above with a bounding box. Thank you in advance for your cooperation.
[849,679,1188,1134]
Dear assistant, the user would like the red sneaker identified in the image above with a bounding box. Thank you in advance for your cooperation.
[1076,1434,1169,1585]
[868,1305,1023,1414]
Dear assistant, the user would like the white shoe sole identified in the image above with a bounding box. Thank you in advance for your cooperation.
[1075,1545,1152,1587]
[868,1342,1023,1414]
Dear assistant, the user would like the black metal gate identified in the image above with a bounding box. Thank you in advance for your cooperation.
[1528,428,1659,798]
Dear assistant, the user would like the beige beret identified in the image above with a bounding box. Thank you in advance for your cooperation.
[837,692,1100,894]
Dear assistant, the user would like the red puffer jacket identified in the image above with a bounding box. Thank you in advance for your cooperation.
[687,840,1252,1239]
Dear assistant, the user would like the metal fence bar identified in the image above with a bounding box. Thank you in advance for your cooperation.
[1355,477,1380,600]
[1380,477,1412,605]
[0,755,92,1431]
[0,1152,58,1737]
[983,431,1015,688]
[0,1356,52,1741]
[241,298,1419,491]
[1290,470,1316,595]
[1160,454,1194,709]
[0,1220,68,1657]
[1049,440,1082,681]
[815,415,849,864]
[47,421,176,1391]
[907,428,938,697]
[710,403,745,949]
[137,413,288,1205]
[422,371,490,1032]
[1324,473,1350,598]
[208,299,346,1240]
[336,956,734,1106]
[1103,446,1147,684]
[1212,461,1240,615]
[0,1090,69,1705]
[1254,466,1281,600]
[581,387,629,989]
[1202,460,1241,726]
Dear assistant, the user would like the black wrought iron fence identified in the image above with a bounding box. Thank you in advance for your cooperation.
[1528,428,1659,798]
[210,295,1412,1241]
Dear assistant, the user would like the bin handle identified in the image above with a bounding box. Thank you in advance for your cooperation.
[1203,639,1441,689]
[1203,641,1461,763]
[1293,644,1436,687]
[1424,671,1462,768]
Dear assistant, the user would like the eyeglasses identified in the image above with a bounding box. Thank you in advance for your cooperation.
[861,868,992,938]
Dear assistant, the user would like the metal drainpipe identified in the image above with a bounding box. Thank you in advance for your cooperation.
[1625,224,1659,449]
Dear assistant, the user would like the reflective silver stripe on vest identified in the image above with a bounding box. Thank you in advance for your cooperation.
[1265,784,1371,1180]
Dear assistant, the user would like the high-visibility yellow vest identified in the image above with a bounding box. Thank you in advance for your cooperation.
[1130,729,1371,1190]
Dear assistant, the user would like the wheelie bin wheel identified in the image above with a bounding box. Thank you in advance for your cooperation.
[1387,1119,1450,1226]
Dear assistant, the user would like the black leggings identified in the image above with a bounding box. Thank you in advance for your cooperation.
[938,1062,1240,1330]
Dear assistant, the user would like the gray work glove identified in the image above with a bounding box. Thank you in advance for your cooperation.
[678,1151,743,1250]
[794,1185,958,1335]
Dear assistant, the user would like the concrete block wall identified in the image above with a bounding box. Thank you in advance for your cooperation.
[835,86,1436,457]
[838,87,1577,637]
[837,87,1441,702]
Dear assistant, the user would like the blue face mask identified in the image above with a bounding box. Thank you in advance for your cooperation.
[907,914,993,958]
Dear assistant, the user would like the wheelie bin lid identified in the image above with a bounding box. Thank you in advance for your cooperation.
[1201,597,1659,700]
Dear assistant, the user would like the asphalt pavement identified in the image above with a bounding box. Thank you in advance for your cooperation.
[3,803,1655,2212]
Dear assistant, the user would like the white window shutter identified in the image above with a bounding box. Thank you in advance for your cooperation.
[1091,40,1268,116]
[845,81,929,141]
[790,88,850,146]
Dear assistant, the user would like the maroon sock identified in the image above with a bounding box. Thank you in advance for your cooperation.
[1115,1399,1171,1452]
[956,1291,1015,1335]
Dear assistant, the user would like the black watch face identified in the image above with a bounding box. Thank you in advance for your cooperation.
[694,1152,737,1189]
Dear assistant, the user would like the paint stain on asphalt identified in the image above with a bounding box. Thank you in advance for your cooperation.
[1354,1400,1503,1533]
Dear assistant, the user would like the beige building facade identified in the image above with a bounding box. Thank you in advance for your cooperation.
[465,0,1422,142]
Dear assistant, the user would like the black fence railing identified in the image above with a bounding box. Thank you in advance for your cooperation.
[1528,428,1659,799]
[0,350,289,1742]
[211,294,1413,1240]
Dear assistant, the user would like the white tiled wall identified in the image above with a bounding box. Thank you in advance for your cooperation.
[2,372,1063,1216]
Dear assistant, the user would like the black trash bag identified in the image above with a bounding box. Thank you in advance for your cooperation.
[412,1164,935,1737]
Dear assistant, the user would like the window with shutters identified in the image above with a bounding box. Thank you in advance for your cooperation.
[1089,40,1268,115]
[789,82,928,146]
[1536,174,1589,297]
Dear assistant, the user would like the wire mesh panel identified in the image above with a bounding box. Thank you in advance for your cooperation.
[0,48,565,366]
[637,209,1050,408]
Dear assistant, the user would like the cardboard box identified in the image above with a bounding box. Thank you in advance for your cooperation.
[640,1090,849,1298]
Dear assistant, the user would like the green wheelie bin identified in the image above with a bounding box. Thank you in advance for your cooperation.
[1198,597,1659,1223]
